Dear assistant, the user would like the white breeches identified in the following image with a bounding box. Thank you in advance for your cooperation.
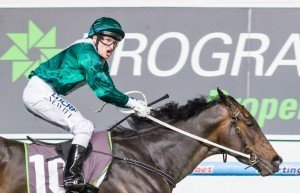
[23,76,94,148]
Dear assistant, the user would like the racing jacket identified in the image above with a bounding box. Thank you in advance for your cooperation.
[28,38,129,107]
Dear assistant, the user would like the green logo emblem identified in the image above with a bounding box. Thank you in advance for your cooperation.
[0,20,61,82]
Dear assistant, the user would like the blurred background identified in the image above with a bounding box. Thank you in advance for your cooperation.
[0,1,299,192]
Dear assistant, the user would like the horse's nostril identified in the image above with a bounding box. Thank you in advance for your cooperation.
[272,155,283,166]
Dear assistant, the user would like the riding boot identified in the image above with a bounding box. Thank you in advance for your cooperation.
[63,144,86,192]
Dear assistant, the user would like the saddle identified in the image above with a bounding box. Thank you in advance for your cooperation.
[27,136,99,193]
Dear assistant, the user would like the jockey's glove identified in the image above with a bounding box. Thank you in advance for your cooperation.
[126,98,151,117]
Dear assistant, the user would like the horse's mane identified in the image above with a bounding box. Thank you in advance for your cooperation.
[111,96,221,137]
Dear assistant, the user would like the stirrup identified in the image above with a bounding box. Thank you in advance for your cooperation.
[64,183,98,193]
[64,174,85,191]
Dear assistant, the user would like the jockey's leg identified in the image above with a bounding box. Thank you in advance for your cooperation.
[23,76,95,191]
[63,120,94,191]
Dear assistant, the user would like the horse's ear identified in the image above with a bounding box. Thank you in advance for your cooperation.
[217,87,235,107]
[217,87,226,101]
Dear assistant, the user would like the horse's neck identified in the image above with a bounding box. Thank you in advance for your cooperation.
[112,104,226,184]
[144,118,217,183]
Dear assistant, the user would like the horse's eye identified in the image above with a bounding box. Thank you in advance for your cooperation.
[246,121,254,127]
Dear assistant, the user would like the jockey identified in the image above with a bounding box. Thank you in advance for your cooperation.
[22,17,151,192]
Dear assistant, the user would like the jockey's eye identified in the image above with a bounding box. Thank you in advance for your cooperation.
[100,37,118,47]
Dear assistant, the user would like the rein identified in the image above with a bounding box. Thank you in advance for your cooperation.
[110,93,260,187]
[111,93,254,187]
[145,114,251,160]
[112,107,256,183]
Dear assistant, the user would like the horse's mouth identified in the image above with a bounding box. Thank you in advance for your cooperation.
[238,155,282,176]
[254,160,277,176]
[258,155,283,176]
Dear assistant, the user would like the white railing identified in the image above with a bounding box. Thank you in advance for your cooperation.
[0,134,73,143]
[1,0,300,8]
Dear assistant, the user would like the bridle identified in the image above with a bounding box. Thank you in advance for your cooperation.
[223,106,259,167]
[224,106,277,175]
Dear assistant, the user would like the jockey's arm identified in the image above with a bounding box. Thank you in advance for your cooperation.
[83,64,129,107]
[81,55,150,116]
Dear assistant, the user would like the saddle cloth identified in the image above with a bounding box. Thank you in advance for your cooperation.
[26,131,112,193]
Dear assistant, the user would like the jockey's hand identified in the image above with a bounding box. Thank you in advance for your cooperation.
[126,98,151,117]
[133,100,151,117]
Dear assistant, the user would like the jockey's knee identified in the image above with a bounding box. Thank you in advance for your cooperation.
[72,119,95,137]
[72,119,95,147]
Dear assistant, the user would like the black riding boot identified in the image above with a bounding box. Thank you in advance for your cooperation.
[63,144,86,192]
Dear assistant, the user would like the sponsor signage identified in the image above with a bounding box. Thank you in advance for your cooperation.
[0,8,299,135]
[192,162,300,176]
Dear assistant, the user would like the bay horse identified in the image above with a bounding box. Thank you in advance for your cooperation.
[0,89,282,193]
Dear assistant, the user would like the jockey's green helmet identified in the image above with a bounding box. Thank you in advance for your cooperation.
[88,17,125,41]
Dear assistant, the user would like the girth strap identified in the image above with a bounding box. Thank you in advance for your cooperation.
[124,158,176,188]
[94,150,176,188]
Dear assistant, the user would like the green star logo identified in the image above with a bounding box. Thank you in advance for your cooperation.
[0,20,61,82]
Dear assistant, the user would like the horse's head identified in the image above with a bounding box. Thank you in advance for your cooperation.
[217,88,282,176]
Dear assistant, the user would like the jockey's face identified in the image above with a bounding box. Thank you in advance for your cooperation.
[93,35,119,59]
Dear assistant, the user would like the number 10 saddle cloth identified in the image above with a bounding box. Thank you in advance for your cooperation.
[25,131,112,193]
